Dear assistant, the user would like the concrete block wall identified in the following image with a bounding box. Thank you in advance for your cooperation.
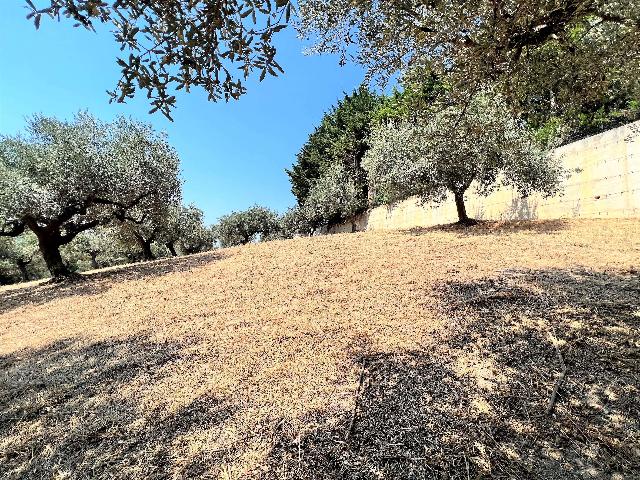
[329,121,640,233]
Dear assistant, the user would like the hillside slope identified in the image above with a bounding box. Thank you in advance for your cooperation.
[1,219,639,479]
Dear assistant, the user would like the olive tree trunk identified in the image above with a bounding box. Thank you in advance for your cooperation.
[166,242,178,257]
[38,237,71,278]
[138,238,156,261]
[16,259,30,282]
[89,252,99,270]
[454,191,474,225]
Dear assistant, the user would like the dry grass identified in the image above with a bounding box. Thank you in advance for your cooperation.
[1,218,639,479]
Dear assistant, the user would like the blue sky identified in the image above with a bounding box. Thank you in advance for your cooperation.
[0,3,372,223]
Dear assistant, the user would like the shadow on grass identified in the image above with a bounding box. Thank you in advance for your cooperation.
[262,268,639,479]
[0,333,237,479]
[0,250,223,315]
[405,218,570,237]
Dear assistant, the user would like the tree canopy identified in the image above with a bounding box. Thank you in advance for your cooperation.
[0,112,181,277]
[213,205,280,247]
[298,0,640,123]
[286,86,382,215]
[27,0,294,119]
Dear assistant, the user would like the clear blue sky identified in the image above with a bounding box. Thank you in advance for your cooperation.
[0,3,373,224]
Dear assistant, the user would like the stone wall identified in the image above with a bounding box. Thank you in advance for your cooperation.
[329,121,640,233]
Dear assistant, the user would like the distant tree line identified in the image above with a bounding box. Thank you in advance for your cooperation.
[282,63,638,233]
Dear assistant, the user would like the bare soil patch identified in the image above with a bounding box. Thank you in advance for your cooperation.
[1,219,638,479]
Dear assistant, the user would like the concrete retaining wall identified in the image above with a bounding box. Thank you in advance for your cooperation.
[329,121,640,233]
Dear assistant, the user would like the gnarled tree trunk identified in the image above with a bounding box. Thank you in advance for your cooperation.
[135,235,156,261]
[38,236,70,278]
[89,251,99,270]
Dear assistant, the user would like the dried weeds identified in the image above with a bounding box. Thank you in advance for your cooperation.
[1,219,638,479]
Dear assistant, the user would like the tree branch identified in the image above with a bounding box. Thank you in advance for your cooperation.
[59,219,101,245]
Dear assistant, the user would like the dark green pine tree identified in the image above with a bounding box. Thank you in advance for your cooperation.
[287,86,383,208]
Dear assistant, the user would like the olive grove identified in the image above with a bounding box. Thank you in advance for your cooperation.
[0,113,181,278]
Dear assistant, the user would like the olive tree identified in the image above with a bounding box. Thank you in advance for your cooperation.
[118,204,175,261]
[172,205,214,255]
[26,0,293,119]
[213,205,280,247]
[117,201,214,259]
[0,113,181,278]
[363,93,563,224]
[0,233,43,282]
[63,226,128,270]
[278,206,315,238]
[299,164,366,229]
[298,0,640,120]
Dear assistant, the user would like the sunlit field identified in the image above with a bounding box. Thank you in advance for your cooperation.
[1,219,638,479]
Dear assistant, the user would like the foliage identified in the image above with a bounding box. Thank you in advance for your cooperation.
[27,0,294,119]
[278,206,315,238]
[159,204,214,255]
[0,233,46,283]
[363,92,563,223]
[117,204,175,261]
[286,86,382,207]
[213,205,280,247]
[62,227,129,271]
[0,112,181,277]
[298,0,640,127]
[299,164,366,229]
[373,71,449,125]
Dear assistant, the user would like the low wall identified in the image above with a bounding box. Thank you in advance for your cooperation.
[330,121,640,233]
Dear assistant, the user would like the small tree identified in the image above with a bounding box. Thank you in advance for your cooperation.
[278,206,315,238]
[363,92,563,224]
[300,164,366,229]
[63,227,128,271]
[155,204,213,256]
[213,206,280,247]
[175,205,214,254]
[0,113,181,278]
[0,233,43,282]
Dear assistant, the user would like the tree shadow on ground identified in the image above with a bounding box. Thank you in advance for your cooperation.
[0,250,224,315]
[261,268,639,479]
[405,219,569,237]
[0,334,237,479]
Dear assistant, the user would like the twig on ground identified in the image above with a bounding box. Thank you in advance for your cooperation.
[464,452,471,480]
[546,339,567,415]
[345,359,368,441]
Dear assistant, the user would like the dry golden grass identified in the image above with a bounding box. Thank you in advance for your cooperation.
[1,218,639,479]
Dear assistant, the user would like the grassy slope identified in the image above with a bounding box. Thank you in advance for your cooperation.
[1,219,639,479]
